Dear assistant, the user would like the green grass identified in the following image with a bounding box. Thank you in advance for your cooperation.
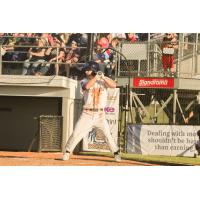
[79,151,200,166]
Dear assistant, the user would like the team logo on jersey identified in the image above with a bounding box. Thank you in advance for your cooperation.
[104,106,115,113]
[92,88,101,106]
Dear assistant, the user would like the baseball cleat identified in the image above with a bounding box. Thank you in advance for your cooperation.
[62,152,70,161]
[114,154,122,162]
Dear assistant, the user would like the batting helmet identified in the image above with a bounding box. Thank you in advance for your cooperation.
[82,61,99,73]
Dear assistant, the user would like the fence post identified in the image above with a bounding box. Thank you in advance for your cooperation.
[153,42,158,76]
[173,89,177,124]
[0,45,2,75]
[195,33,199,75]
[87,33,94,61]
[147,33,150,76]
[177,34,183,78]
[192,40,195,77]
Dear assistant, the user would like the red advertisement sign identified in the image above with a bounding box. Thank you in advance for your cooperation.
[133,77,174,88]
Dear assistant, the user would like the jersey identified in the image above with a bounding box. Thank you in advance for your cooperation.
[80,78,107,109]
[195,140,200,156]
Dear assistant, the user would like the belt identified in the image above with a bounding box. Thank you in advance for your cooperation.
[84,108,104,112]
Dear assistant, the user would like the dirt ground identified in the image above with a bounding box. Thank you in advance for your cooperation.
[0,151,157,166]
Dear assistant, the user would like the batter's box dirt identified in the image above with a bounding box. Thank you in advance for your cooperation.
[0,151,157,166]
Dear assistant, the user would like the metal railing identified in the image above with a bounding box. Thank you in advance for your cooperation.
[0,35,88,79]
[1,34,200,80]
[118,40,200,79]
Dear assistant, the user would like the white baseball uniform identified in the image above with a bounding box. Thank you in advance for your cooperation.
[64,77,119,153]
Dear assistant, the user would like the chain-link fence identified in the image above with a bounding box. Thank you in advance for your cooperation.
[118,41,149,77]
[117,34,200,79]
[118,40,171,78]
[1,33,200,79]
[118,86,200,152]
[119,88,200,125]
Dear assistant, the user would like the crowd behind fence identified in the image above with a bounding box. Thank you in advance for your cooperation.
[1,33,200,80]
[0,33,89,79]
[0,33,149,80]
[119,33,200,79]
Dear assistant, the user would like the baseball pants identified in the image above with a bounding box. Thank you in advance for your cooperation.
[162,54,174,70]
[64,111,119,153]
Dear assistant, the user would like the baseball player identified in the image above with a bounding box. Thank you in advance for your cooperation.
[194,130,200,158]
[62,61,121,162]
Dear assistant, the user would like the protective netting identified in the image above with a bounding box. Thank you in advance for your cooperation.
[119,42,148,77]
[118,87,200,152]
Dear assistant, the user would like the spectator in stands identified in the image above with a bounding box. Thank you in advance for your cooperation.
[50,33,66,48]
[98,36,110,50]
[21,33,36,50]
[137,33,148,41]
[107,33,126,43]
[66,33,88,47]
[110,37,119,48]
[1,33,36,74]
[93,44,107,73]
[0,33,7,45]
[126,33,138,43]
[107,38,120,79]
[35,35,65,76]
[79,33,88,47]
[0,33,9,56]
[98,36,119,79]
[93,37,110,74]
[162,33,178,77]
[15,33,37,71]
[67,34,82,46]
[57,33,71,46]
[22,36,48,75]
[64,40,81,77]
[9,33,29,62]
[1,33,17,74]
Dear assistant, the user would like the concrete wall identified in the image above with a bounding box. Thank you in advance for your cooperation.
[0,75,83,152]
[0,96,61,151]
